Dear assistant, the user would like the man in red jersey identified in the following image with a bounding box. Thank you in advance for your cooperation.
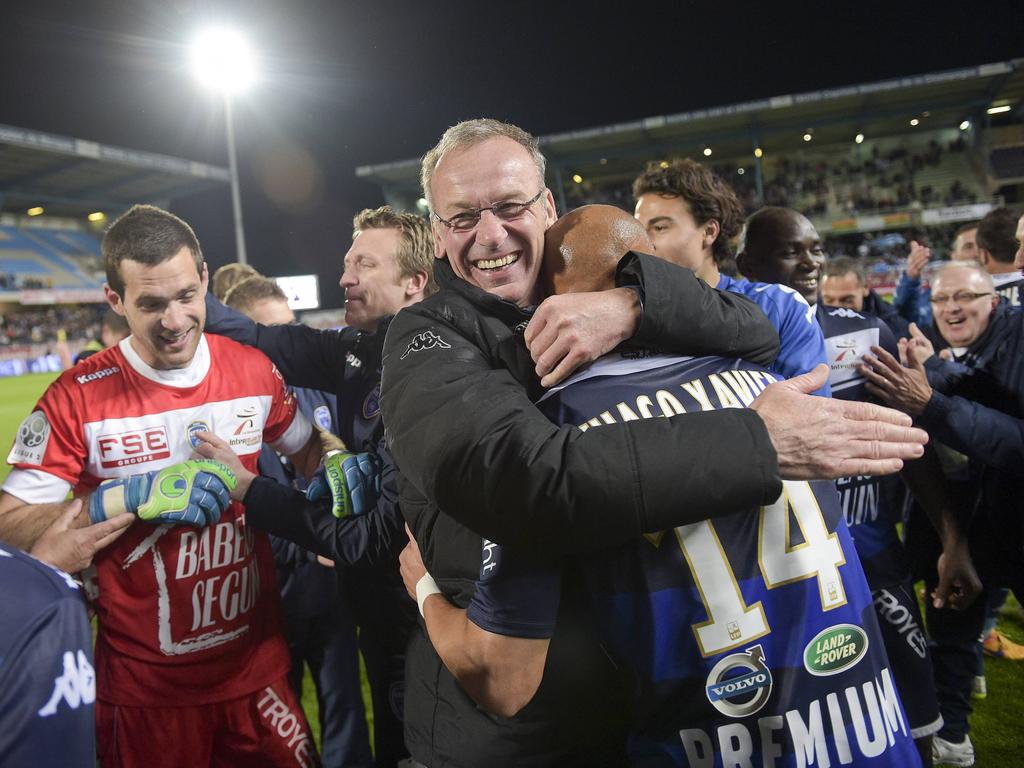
[0,205,321,768]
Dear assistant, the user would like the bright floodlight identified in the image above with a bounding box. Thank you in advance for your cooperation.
[190,28,255,93]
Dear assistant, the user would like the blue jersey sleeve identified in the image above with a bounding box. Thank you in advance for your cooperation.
[465,540,561,639]
[721,277,829,396]
[768,287,831,396]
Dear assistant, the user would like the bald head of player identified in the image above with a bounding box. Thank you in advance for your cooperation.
[542,205,654,295]
[737,207,826,306]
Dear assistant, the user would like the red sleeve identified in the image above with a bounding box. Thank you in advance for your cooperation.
[261,360,299,445]
[7,375,87,487]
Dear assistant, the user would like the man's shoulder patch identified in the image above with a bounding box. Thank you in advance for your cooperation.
[400,330,451,360]
[8,410,51,466]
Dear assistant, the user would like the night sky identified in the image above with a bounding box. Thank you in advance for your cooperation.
[1,1,1021,308]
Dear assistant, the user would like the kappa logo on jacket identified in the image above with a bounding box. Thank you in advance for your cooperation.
[400,330,451,359]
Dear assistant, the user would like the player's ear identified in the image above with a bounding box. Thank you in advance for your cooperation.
[200,262,210,293]
[104,284,127,317]
[541,188,557,228]
[430,220,447,261]
[404,270,429,298]
[702,219,721,250]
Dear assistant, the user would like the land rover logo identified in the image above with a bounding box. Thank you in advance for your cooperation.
[804,624,868,676]
[705,644,773,718]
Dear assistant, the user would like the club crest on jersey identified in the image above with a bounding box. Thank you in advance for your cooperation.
[313,405,333,431]
[187,421,212,448]
[400,330,451,359]
[705,644,773,718]
[803,624,869,676]
[8,410,51,465]
[363,385,381,419]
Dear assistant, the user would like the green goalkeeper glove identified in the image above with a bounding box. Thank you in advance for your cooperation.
[89,459,237,527]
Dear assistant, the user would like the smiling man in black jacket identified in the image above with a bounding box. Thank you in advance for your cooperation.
[381,118,929,768]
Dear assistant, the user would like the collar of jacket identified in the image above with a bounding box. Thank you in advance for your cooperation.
[345,315,391,369]
[963,302,1014,366]
[434,258,535,331]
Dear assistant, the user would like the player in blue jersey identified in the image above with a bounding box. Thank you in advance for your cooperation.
[400,205,922,767]
[1,501,129,768]
[744,212,981,765]
[633,159,830,396]
[1,534,99,767]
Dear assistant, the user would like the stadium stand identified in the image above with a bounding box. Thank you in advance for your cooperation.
[0,124,231,375]
[358,58,1023,246]
[0,225,101,291]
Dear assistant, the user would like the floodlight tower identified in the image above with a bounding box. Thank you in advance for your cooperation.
[190,28,256,265]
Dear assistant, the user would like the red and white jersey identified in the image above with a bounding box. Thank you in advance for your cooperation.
[3,334,312,707]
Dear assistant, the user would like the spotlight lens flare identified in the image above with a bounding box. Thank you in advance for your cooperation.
[190,28,256,94]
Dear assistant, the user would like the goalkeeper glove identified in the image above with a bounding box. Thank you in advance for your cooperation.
[89,459,237,527]
[306,450,382,518]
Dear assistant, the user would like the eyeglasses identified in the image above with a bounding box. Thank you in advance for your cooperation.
[929,291,993,306]
[433,189,546,233]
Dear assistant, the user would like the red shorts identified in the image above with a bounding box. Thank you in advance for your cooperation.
[96,675,319,768]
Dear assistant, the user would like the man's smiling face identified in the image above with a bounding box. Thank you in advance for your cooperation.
[429,136,556,307]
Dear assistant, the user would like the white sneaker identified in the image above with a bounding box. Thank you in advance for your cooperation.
[933,734,975,767]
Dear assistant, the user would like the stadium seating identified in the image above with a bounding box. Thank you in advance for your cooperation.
[0,225,103,291]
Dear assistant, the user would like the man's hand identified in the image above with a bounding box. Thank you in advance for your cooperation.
[900,322,936,366]
[400,523,440,619]
[750,364,928,478]
[30,499,132,572]
[89,459,236,526]
[191,431,255,500]
[861,344,933,416]
[525,287,640,387]
[399,524,427,602]
[906,240,931,280]
[932,538,982,611]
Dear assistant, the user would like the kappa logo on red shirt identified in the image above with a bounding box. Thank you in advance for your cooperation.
[75,366,121,385]
[97,427,171,468]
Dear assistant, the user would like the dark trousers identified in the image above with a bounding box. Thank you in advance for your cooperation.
[348,566,418,768]
[910,501,1024,742]
[287,603,374,768]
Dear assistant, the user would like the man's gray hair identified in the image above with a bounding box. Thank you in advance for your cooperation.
[932,260,995,291]
[420,118,546,211]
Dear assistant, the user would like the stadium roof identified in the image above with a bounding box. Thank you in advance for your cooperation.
[356,58,1024,199]
[0,123,231,219]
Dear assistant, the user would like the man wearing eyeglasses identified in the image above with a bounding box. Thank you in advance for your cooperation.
[380,119,929,767]
[863,261,1024,766]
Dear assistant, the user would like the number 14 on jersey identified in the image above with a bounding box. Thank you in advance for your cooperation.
[674,480,848,657]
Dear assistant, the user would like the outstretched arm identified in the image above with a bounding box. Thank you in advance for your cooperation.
[204,293,364,394]
[525,252,781,387]
[382,305,926,552]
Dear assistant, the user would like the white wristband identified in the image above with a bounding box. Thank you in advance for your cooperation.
[415,572,442,618]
